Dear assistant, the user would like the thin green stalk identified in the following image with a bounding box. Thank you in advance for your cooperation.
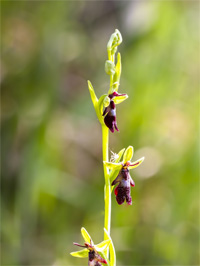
[102,125,111,243]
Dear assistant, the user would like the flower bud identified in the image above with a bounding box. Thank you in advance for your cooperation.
[105,60,115,75]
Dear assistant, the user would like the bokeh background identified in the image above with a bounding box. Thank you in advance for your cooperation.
[1,1,199,265]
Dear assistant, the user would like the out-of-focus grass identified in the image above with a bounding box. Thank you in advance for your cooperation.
[1,1,199,265]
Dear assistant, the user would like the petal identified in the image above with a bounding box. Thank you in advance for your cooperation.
[113,94,128,105]
[95,239,111,252]
[104,229,116,266]
[103,161,122,170]
[70,248,88,258]
[81,227,92,243]
[73,242,85,248]
[123,146,134,163]
[128,157,145,169]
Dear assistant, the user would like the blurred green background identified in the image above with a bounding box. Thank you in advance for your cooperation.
[1,1,199,265]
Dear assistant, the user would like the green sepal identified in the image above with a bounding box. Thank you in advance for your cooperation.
[113,94,128,105]
[123,146,134,163]
[109,148,125,184]
[115,148,125,163]
[88,80,106,125]
[104,161,122,170]
[70,248,88,258]
[129,157,145,169]
[95,239,111,252]
[81,227,91,243]
[104,229,116,266]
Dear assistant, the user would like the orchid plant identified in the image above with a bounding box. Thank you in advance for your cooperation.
[70,29,144,266]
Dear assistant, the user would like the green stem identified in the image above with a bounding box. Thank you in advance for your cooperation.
[102,125,111,244]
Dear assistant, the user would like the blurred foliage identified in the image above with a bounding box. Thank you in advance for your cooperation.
[1,1,199,265]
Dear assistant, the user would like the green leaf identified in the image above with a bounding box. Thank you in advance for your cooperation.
[113,94,128,105]
[70,248,88,258]
[81,227,91,243]
[129,157,145,169]
[95,239,111,252]
[104,229,116,266]
[123,146,134,163]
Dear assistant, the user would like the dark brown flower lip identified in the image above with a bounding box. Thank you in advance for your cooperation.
[111,164,135,205]
[103,100,119,133]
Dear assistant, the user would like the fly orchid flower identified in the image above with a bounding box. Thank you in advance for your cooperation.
[104,146,144,205]
[102,91,127,133]
[70,227,110,266]
[73,241,107,266]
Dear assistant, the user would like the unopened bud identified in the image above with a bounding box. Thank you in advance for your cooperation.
[105,60,115,75]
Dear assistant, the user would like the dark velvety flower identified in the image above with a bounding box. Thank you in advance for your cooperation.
[102,92,127,133]
[112,164,135,205]
[104,146,144,205]
[103,99,118,133]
